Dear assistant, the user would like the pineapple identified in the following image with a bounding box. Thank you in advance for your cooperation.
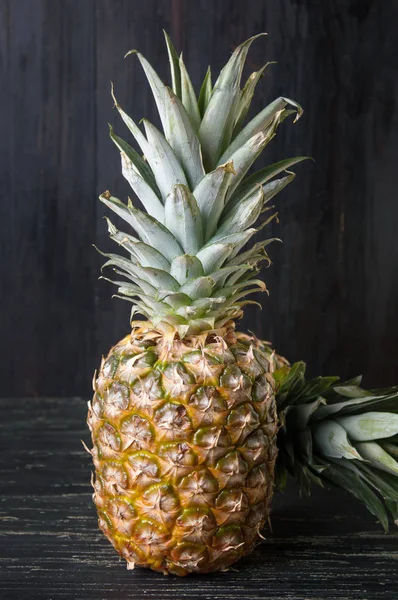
[87,33,306,575]
[273,355,398,530]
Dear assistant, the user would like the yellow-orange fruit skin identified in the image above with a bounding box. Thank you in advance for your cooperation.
[88,324,278,576]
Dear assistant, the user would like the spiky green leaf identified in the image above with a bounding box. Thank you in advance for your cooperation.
[100,193,182,261]
[170,255,205,285]
[163,30,181,98]
[164,184,204,254]
[198,34,266,170]
[179,54,201,131]
[198,66,212,117]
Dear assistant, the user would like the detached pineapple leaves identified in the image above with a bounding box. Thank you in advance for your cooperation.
[142,120,188,201]
[345,460,398,503]
[100,193,182,261]
[198,66,212,117]
[319,460,390,532]
[275,352,398,532]
[164,185,204,254]
[199,34,266,170]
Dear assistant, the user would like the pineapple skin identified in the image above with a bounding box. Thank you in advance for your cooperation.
[88,323,278,576]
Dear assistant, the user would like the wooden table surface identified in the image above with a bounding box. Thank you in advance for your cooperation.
[1,397,398,600]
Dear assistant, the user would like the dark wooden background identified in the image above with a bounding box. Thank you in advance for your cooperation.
[1,0,397,397]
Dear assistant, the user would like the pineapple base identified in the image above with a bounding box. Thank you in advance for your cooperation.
[88,322,278,575]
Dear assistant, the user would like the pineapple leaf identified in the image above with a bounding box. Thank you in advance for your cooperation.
[199,34,266,170]
[229,156,310,207]
[318,459,390,532]
[133,50,169,134]
[142,120,188,201]
[179,54,201,131]
[215,187,264,240]
[232,62,275,137]
[336,412,398,442]
[163,30,181,98]
[342,460,398,503]
[107,221,170,270]
[313,420,363,460]
[179,276,214,300]
[227,238,279,267]
[109,125,159,195]
[170,255,205,285]
[101,253,179,292]
[386,500,398,524]
[356,442,398,476]
[193,162,235,240]
[196,243,235,274]
[206,229,257,258]
[100,277,157,299]
[198,66,212,117]
[218,117,281,200]
[164,184,204,254]
[164,87,205,189]
[131,49,204,189]
[219,96,303,166]
[111,84,150,155]
[313,391,398,419]
[100,193,182,261]
[223,173,296,220]
[121,152,165,223]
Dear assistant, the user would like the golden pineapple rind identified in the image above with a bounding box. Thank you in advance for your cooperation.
[88,323,278,576]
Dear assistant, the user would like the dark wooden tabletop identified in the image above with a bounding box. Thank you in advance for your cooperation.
[1,397,398,600]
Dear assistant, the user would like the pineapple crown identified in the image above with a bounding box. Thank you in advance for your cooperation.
[274,362,398,531]
[99,32,307,338]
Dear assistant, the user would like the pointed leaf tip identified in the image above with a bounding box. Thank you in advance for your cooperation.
[124,49,138,59]
[101,190,112,200]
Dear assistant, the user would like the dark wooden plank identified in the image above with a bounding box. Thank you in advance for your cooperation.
[1,0,398,396]
[1,397,398,600]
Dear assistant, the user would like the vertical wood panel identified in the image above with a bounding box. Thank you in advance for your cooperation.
[0,0,97,395]
[0,0,397,396]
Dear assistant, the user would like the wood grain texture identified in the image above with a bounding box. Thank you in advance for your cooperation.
[1,397,398,600]
[0,0,398,396]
